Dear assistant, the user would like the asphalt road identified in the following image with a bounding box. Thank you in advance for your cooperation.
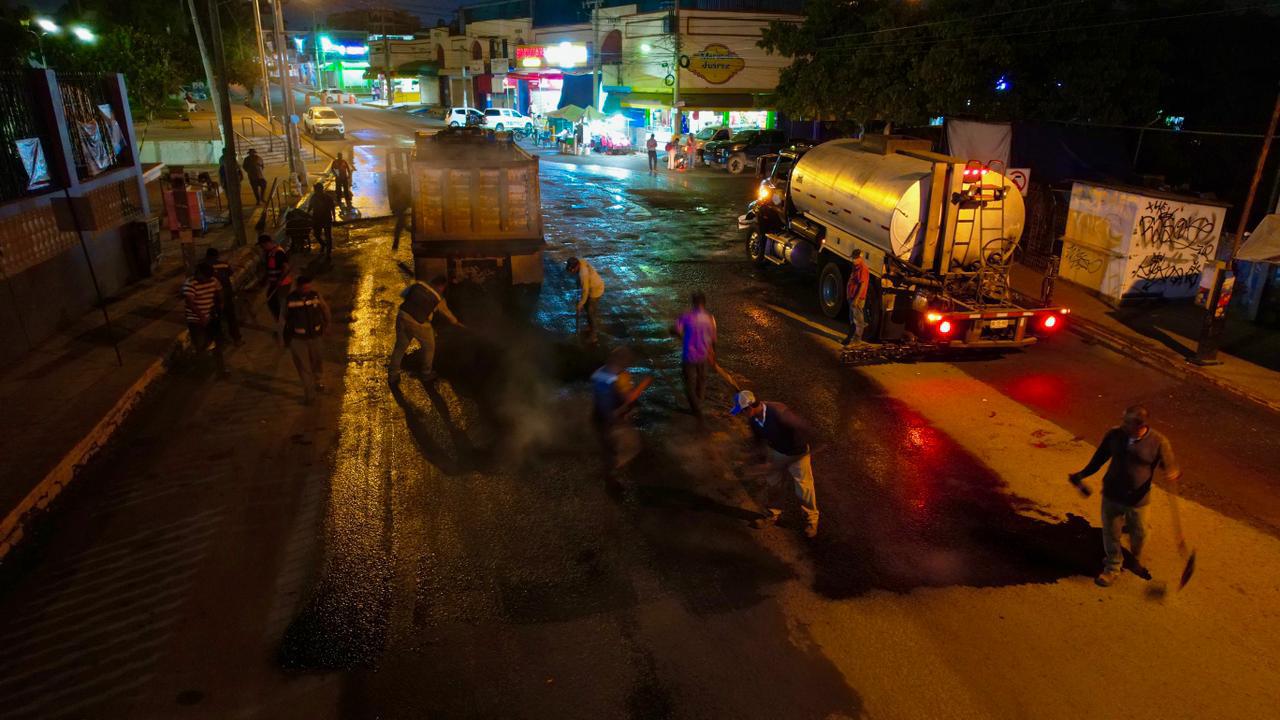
[1,108,1278,720]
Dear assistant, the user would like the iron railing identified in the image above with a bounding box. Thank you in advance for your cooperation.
[0,72,59,202]
[55,72,124,180]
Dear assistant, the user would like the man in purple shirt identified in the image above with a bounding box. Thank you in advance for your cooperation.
[671,290,717,419]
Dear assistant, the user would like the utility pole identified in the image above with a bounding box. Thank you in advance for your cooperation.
[671,0,681,135]
[585,0,602,111]
[1193,87,1280,365]
[251,0,272,119]
[383,6,394,105]
[208,0,246,246]
[312,10,322,89]
[186,0,225,139]
[270,0,305,188]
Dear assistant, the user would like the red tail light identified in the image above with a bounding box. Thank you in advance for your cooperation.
[938,320,953,335]
[1042,315,1058,330]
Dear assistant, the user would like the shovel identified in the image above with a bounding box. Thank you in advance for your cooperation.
[1166,490,1198,590]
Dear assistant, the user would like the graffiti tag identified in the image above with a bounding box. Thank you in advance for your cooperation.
[1136,200,1217,256]
[1131,252,1202,292]
[1064,245,1103,275]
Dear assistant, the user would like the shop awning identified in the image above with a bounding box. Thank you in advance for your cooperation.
[1239,214,1280,263]
[601,93,624,115]
[397,60,439,77]
[678,93,774,111]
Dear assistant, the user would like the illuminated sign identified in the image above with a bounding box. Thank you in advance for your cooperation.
[686,44,745,85]
[516,42,587,69]
[320,36,368,57]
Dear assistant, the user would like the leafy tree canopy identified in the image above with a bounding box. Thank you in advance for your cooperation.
[760,0,1279,131]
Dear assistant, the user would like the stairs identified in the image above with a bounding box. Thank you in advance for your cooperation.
[235,134,289,168]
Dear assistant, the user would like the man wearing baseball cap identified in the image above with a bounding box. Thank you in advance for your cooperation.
[731,390,820,538]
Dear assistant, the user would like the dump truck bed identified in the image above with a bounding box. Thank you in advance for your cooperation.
[411,131,544,255]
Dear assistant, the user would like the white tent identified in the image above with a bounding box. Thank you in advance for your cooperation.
[1238,214,1280,263]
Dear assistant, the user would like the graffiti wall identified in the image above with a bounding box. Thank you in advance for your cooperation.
[1058,183,1225,303]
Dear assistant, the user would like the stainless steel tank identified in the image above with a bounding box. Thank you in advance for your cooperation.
[789,139,1025,266]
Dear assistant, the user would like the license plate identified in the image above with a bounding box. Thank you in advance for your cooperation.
[988,319,1010,329]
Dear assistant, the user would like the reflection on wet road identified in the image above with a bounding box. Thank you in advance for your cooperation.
[1,131,1279,719]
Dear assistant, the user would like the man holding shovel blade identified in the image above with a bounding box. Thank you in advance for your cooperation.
[1069,405,1184,588]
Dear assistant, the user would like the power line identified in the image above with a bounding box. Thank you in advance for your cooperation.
[807,2,1280,56]
[820,0,1094,43]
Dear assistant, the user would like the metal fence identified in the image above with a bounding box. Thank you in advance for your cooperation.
[0,72,58,203]
[55,72,123,181]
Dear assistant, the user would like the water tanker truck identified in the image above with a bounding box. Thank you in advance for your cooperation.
[744,135,1068,348]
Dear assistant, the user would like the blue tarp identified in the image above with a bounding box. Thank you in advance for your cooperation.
[558,74,593,110]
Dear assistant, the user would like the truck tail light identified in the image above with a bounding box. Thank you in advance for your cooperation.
[938,320,953,335]
[926,312,943,324]
[1042,315,1058,330]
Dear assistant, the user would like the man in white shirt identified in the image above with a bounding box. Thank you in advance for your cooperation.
[566,257,605,344]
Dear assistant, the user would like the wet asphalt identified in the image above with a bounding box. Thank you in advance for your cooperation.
[0,129,1278,718]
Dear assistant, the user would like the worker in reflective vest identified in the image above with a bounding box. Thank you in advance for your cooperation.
[278,275,331,404]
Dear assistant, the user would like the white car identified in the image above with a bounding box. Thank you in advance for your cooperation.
[482,108,534,132]
[322,87,345,103]
[446,107,484,127]
[303,106,345,138]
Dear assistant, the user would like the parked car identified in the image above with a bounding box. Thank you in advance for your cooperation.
[706,129,789,174]
[446,107,485,127]
[691,126,731,163]
[322,87,346,103]
[303,106,345,138]
[482,107,535,132]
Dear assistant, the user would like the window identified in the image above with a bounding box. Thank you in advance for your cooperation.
[471,41,483,60]
[485,109,500,116]
[601,29,621,64]
[436,44,445,64]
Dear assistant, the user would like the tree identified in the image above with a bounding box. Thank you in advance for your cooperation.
[760,0,1179,128]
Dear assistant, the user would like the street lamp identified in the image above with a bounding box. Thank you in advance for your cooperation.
[23,17,60,66]
[71,26,96,43]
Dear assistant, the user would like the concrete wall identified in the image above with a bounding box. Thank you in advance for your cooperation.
[136,140,225,166]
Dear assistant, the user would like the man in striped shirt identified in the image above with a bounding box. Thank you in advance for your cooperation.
[182,262,226,376]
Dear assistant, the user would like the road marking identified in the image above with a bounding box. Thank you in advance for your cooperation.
[763,303,845,343]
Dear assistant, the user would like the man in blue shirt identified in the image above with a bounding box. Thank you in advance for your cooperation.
[731,390,820,538]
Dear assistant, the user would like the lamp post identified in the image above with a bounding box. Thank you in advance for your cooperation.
[22,17,62,67]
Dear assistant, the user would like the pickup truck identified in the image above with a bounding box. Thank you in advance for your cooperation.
[706,129,790,174]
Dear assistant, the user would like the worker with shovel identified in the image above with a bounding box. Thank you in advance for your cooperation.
[566,256,605,344]
[1069,405,1183,588]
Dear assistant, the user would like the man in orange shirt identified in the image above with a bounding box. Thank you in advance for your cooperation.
[842,249,870,346]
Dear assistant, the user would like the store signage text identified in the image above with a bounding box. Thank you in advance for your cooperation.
[686,44,745,85]
[517,42,588,69]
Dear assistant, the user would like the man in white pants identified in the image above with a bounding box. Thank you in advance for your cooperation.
[731,390,820,538]
[388,275,463,384]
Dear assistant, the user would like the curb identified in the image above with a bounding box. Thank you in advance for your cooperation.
[1067,316,1280,415]
[0,221,290,562]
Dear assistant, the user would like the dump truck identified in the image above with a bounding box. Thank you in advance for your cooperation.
[744,135,1068,348]
[402,128,545,291]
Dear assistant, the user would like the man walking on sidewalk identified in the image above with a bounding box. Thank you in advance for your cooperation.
[242,148,266,204]
[731,390,820,538]
[388,275,464,385]
[332,152,354,207]
[566,257,605,343]
[592,346,652,495]
[1069,404,1181,587]
[278,275,331,404]
[646,134,658,175]
[182,262,227,377]
[258,234,292,323]
[205,247,243,345]
[671,290,717,419]
[309,183,338,258]
[842,249,870,346]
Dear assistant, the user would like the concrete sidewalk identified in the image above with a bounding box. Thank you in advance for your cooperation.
[1010,263,1280,413]
[0,204,297,559]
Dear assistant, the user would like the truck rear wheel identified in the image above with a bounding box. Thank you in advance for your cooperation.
[818,258,847,319]
[727,153,748,174]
